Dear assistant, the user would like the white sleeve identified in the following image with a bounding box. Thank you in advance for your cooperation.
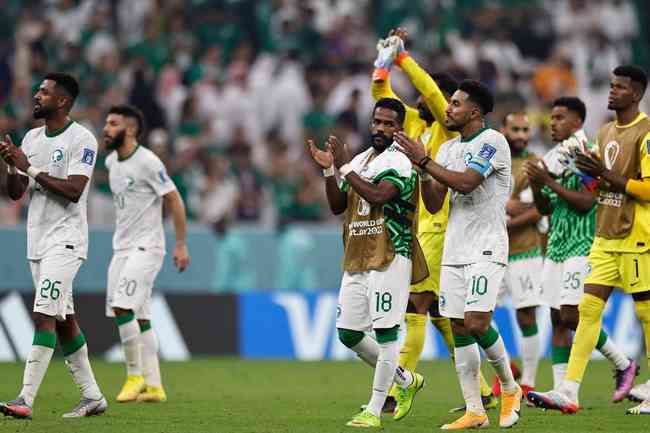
[68,131,97,178]
[467,133,509,178]
[145,156,177,197]
[434,141,449,167]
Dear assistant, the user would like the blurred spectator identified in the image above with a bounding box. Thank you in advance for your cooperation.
[228,135,265,222]
[196,152,239,234]
[0,0,648,229]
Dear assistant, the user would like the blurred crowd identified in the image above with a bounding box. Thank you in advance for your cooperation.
[0,0,648,231]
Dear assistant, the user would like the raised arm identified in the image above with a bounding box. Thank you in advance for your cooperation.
[398,55,448,126]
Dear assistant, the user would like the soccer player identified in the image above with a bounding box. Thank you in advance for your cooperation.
[526,97,635,397]
[527,65,650,415]
[395,80,522,429]
[0,73,107,418]
[102,105,190,403]
[372,28,496,414]
[498,112,543,400]
[308,97,425,428]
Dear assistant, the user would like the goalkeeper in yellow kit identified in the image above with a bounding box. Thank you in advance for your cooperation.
[371,28,496,415]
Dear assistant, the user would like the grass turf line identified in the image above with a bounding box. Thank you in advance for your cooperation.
[0,359,647,433]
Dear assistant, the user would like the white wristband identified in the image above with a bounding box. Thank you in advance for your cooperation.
[322,166,335,177]
[420,172,433,182]
[27,166,42,179]
[339,163,354,178]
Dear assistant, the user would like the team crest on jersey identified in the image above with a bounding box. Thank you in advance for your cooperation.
[51,149,64,164]
[357,198,370,216]
[125,176,135,190]
[82,148,95,165]
[604,141,620,170]
[478,143,496,160]
[464,152,472,166]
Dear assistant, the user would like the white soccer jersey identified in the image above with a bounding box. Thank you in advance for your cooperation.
[22,121,97,260]
[346,144,412,183]
[106,146,176,251]
[435,128,511,265]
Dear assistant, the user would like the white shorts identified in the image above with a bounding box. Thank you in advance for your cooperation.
[336,255,411,331]
[105,248,164,320]
[542,256,590,310]
[499,256,544,309]
[439,262,506,319]
[30,252,83,321]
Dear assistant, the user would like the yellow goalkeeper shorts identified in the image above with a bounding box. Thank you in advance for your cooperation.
[584,248,650,294]
[410,232,444,295]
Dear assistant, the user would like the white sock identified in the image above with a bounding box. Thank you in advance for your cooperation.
[351,336,379,367]
[599,338,630,371]
[65,343,103,400]
[454,344,484,415]
[552,363,568,390]
[117,317,142,376]
[19,345,54,407]
[140,328,162,387]
[393,365,414,388]
[483,335,517,393]
[520,332,540,387]
[560,379,580,402]
[366,340,399,417]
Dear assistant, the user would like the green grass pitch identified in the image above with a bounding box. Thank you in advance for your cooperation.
[0,358,647,433]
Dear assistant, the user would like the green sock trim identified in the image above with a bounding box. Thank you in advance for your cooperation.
[375,326,399,344]
[337,328,364,348]
[551,346,571,364]
[33,331,56,349]
[476,326,499,349]
[115,310,136,326]
[61,333,86,356]
[595,329,608,350]
[453,334,477,348]
[521,324,539,337]
[139,321,152,332]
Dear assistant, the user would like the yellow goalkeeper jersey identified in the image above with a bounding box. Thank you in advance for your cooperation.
[371,56,458,234]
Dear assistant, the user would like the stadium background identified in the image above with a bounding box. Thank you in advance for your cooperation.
[0,0,648,362]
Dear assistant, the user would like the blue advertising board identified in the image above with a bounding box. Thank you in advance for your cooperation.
[239,291,644,360]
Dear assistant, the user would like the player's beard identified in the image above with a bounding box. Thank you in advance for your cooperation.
[370,132,392,152]
[105,129,126,151]
[507,138,527,155]
[32,103,55,120]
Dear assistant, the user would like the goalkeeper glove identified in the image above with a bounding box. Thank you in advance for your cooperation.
[372,36,400,81]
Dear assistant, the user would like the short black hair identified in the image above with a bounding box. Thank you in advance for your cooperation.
[373,98,406,126]
[108,104,146,138]
[458,79,494,115]
[502,111,529,127]
[552,96,587,122]
[43,72,79,104]
[431,72,458,98]
[613,65,648,93]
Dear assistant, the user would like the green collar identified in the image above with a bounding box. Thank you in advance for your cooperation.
[45,120,74,138]
[118,144,140,162]
[460,126,489,143]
